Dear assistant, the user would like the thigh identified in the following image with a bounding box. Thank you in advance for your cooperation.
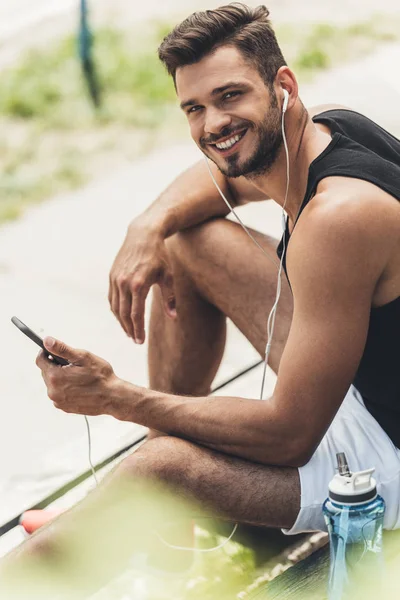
[169,218,293,373]
[123,435,300,530]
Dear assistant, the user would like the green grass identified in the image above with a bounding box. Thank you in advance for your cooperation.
[0,28,175,125]
[0,14,399,224]
[0,24,184,223]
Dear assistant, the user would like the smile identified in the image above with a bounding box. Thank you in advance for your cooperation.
[210,129,247,154]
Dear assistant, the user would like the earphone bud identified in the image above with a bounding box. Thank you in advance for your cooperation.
[282,89,289,114]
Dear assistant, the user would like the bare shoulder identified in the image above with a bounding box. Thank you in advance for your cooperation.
[227,105,356,205]
[317,177,400,230]
[288,180,399,291]
[307,103,353,118]
[299,177,399,237]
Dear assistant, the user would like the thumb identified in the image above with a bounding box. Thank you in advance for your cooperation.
[43,337,85,364]
[160,270,177,319]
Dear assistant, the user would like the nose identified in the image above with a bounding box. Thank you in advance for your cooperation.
[204,107,232,137]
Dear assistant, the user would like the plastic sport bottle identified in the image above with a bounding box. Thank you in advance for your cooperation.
[322,452,385,600]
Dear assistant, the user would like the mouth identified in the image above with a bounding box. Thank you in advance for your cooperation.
[208,129,248,157]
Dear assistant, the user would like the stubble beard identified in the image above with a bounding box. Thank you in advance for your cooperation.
[204,93,283,179]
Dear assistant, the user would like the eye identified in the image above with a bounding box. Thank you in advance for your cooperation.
[223,91,241,101]
[188,105,202,115]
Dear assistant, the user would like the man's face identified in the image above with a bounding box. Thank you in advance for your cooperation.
[176,45,282,179]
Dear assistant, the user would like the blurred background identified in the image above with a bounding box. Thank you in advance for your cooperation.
[1,0,400,594]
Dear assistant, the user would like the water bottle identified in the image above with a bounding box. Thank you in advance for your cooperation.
[322,452,385,600]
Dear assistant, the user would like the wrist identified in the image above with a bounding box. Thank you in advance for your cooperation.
[129,209,172,240]
[107,376,136,421]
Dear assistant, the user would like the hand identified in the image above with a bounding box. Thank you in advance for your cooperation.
[108,222,177,344]
[36,337,117,416]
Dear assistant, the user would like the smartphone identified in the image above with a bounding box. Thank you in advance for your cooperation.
[11,316,69,366]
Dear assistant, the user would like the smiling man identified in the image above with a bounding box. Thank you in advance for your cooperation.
[3,2,400,588]
[179,65,284,179]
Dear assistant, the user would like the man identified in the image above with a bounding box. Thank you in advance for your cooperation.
[3,1,400,588]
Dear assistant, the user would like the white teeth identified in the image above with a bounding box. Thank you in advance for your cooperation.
[215,133,242,150]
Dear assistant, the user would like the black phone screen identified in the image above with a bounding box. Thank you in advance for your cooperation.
[11,317,69,366]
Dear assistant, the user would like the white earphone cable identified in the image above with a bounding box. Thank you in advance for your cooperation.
[204,160,279,269]
[260,101,290,399]
[84,415,99,485]
[157,93,292,555]
[155,522,238,553]
[86,94,291,556]
[204,98,290,400]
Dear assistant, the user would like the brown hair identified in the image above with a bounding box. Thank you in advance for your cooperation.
[158,3,286,89]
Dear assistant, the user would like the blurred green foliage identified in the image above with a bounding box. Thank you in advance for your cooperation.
[0,28,175,126]
[0,23,182,223]
[0,477,260,600]
[0,14,399,224]
[281,15,399,79]
[184,528,255,600]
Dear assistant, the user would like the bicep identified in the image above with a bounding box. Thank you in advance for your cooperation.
[271,211,382,460]
[274,276,371,458]
[194,160,267,207]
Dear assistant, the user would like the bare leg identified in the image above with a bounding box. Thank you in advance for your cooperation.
[124,436,300,529]
[1,437,299,597]
[148,231,227,397]
[148,218,293,436]
[0,221,299,595]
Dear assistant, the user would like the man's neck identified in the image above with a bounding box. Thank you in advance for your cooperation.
[248,104,333,224]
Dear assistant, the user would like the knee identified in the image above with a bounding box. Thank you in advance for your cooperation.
[118,436,192,486]
[166,217,226,264]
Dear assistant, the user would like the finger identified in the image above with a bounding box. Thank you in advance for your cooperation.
[36,350,55,371]
[130,283,150,344]
[43,337,86,365]
[108,274,115,312]
[110,282,120,320]
[118,289,134,338]
[113,275,132,337]
[36,350,46,369]
[160,270,177,319]
[36,353,59,392]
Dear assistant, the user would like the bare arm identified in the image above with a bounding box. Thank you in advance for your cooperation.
[108,160,266,342]
[125,102,351,239]
[108,102,351,342]
[137,160,267,239]
[138,103,352,237]
[106,190,393,466]
[136,103,352,236]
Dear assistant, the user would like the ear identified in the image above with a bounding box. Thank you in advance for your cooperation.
[275,66,299,108]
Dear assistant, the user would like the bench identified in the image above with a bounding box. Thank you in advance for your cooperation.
[246,529,400,599]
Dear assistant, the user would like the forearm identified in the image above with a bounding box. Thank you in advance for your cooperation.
[133,159,233,239]
[109,379,303,467]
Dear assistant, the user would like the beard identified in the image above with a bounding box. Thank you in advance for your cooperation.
[201,91,283,179]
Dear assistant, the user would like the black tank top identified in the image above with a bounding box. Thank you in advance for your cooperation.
[277,109,400,448]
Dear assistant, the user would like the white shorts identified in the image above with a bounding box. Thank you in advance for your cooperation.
[283,386,400,535]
